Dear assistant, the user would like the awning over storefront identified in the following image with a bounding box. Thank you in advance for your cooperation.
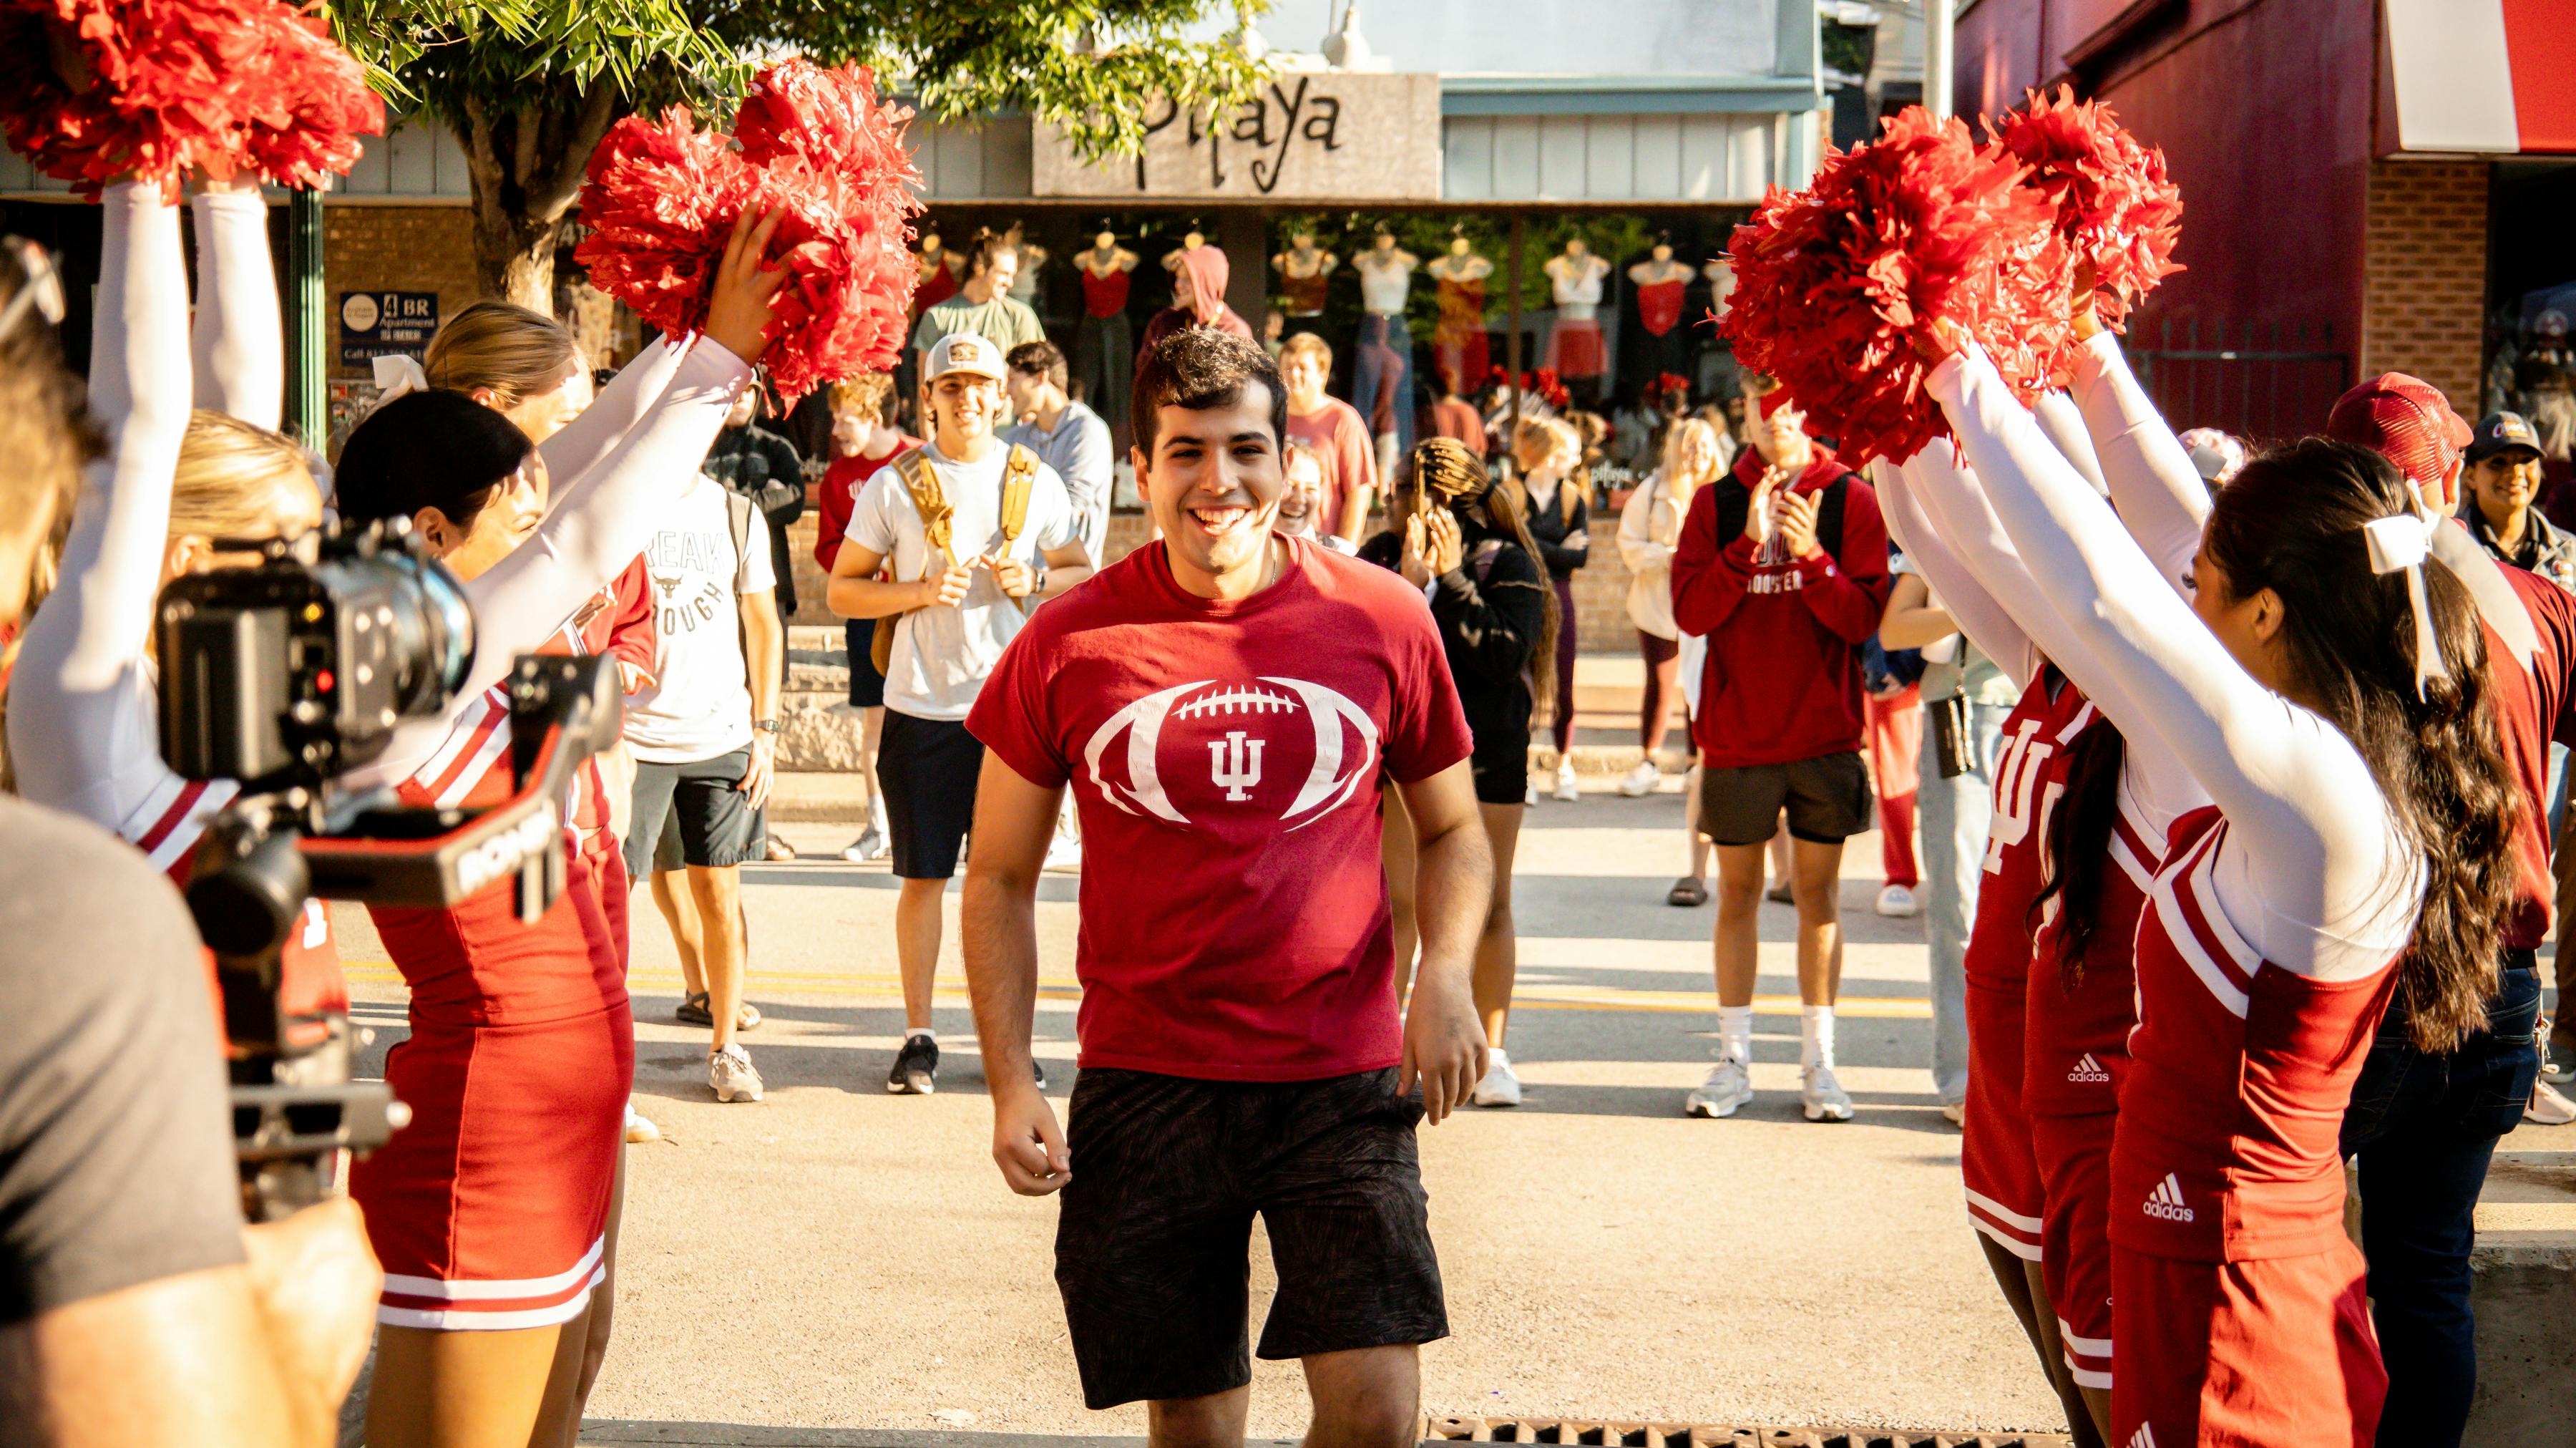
[2381,0,2576,155]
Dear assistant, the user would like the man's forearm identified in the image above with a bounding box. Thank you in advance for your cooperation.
[1407,809,1494,979]
[829,575,920,619]
[961,874,1041,1079]
[1038,565,1095,601]
[743,601,783,717]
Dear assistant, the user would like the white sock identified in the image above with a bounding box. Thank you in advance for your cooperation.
[869,793,889,834]
[907,1027,936,1044]
[1801,1006,1836,1069]
[1717,1006,1754,1065]
[1486,1046,1511,1071]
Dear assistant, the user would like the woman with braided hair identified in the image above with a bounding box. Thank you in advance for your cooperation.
[1363,436,1557,1107]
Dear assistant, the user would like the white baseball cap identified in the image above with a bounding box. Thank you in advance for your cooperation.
[923,331,1006,382]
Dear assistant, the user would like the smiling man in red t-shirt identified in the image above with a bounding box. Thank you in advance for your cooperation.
[962,327,1493,1444]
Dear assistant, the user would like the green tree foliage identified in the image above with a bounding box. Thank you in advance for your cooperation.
[322,0,1272,305]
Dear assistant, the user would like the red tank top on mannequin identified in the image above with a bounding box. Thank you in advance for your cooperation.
[1280,269,1328,317]
[914,256,960,316]
[1080,266,1131,319]
[1636,278,1687,336]
[2112,810,2401,1262]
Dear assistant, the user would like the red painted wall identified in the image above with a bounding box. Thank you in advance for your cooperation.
[1954,0,2380,425]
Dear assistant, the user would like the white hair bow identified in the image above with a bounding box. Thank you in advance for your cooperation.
[372,352,429,402]
[2363,512,2448,701]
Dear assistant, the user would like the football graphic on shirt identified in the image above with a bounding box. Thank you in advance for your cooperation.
[1081,677,1379,830]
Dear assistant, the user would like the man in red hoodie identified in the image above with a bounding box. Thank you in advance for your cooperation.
[1669,380,1892,1124]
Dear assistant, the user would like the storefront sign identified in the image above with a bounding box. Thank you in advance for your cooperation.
[1033,72,1440,201]
[338,290,438,371]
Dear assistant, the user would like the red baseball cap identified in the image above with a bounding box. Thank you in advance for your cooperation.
[2324,373,2472,488]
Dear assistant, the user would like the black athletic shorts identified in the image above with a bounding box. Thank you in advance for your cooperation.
[879,709,983,879]
[1470,725,1531,805]
[1696,749,1873,846]
[843,619,886,709]
[624,747,766,878]
[1054,1066,1448,1409]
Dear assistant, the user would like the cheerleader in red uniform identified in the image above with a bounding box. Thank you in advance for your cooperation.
[327,210,783,1448]
[6,177,348,1034]
[1921,330,2519,1448]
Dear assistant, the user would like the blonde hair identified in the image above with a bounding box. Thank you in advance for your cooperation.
[172,411,318,540]
[1513,417,1586,524]
[424,300,578,408]
[1659,417,1726,510]
[1277,331,1334,370]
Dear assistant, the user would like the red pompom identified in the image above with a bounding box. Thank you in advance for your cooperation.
[0,0,380,195]
[1717,107,2066,467]
[1991,85,2183,333]
[575,59,920,402]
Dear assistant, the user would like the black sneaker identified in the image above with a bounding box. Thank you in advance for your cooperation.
[887,1034,939,1094]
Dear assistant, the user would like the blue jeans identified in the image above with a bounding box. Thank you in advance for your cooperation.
[1917,698,2009,1106]
[2340,954,2542,1448]
[1352,314,1414,455]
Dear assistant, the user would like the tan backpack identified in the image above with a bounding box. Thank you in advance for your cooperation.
[870,444,1040,675]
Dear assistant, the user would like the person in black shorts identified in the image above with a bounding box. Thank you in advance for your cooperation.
[1361,437,1556,1108]
[960,327,1494,1444]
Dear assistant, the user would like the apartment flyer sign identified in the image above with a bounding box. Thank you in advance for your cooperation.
[1033,72,1440,201]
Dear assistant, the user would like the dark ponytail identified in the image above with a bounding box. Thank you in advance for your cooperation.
[2032,714,2127,983]
[2203,438,2522,1052]
[333,389,535,531]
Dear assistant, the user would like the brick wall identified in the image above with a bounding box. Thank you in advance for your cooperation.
[785,511,1649,653]
[322,205,479,379]
[2360,160,2489,412]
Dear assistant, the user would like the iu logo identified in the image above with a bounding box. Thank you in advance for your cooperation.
[1984,717,2063,875]
[1209,731,1264,800]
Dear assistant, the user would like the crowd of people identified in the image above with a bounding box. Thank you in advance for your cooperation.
[1,77,2571,1448]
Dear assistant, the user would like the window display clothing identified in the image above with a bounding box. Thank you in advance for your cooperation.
[915,246,961,317]
[1276,247,1335,317]
[1545,251,1611,382]
[1430,253,1493,395]
[1075,251,1136,427]
[1627,256,1697,384]
[1353,248,1418,455]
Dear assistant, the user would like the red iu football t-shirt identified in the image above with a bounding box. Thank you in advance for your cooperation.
[967,533,1474,1082]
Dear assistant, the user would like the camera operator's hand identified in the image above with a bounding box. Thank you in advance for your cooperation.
[919,560,975,609]
[739,732,776,810]
[240,1197,380,1440]
[702,208,789,366]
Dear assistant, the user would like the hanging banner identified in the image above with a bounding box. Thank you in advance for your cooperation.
[1033,72,1440,201]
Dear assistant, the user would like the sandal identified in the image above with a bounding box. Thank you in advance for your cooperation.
[1667,876,1709,908]
[1765,882,1795,905]
[675,993,763,1031]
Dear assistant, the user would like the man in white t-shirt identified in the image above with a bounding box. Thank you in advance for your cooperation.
[826,331,1095,1095]
[623,471,784,1104]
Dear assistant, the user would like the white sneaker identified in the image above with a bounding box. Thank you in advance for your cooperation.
[1801,1062,1854,1122]
[2528,1077,2576,1125]
[709,1044,764,1103]
[1875,883,1920,918]
[1472,1051,1522,1107]
[1043,833,1083,872]
[839,825,888,863]
[1552,759,1580,802]
[1617,759,1662,797]
[1685,1058,1753,1118]
[1526,779,1539,806]
[624,1099,660,1144]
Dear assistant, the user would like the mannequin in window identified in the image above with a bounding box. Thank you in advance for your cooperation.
[1352,230,1419,465]
[914,231,962,317]
[1073,230,1138,427]
[1273,230,1337,319]
[1543,238,1611,400]
[999,222,1049,303]
[1627,241,1697,384]
[1428,235,1494,398]
[1160,229,1209,278]
[1704,258,1737,320]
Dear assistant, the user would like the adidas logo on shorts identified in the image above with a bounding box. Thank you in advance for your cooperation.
[2142,1173,2195,1223]
[2067,1054,2110,1084]
[2127,1425,2158,1448]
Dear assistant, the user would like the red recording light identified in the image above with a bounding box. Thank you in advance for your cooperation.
[316,669,335,694]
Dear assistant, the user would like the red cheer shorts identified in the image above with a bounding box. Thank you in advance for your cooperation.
[1962,977,2044,1263]
[2111,1243,2385,1448]
[1546,318,1605,378]
[2032,1110,2117,1391]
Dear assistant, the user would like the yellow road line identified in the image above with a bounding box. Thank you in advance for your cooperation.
[341,963,1929,1019]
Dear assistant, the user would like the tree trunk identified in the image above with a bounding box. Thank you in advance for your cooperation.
[454,82,623,310]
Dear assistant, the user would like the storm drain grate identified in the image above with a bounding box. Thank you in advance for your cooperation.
[1420,1420,2072,1448]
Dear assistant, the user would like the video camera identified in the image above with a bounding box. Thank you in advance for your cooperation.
[155,519,623,1219]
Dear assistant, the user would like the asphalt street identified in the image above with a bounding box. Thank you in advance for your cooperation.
[338,782,2075,1442]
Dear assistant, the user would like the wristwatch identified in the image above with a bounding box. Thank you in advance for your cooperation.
[752,718,781,734]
